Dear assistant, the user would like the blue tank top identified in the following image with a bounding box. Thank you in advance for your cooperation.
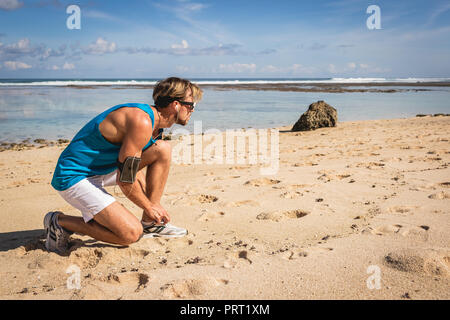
[51,103,162,191]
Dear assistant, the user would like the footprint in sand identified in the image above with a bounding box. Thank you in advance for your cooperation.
[384,249,450,278]
[428,191,450,200]
[222,250,254,268]
[371,224,403,235]
[26,251,62,269]
[67,245,151,268]
[160,277,228,298]
[256,209,309,222]
[102,272,150,292]
[387,206,417,215]
[68,247,105,268]
[197,211,226,222]
[400,226,430,242]
[370,224,430,241]
[225,200,260,207]
[75,271,150,299]
[179,194,219,205]
[438,182,450,188]
[244,178,281,187]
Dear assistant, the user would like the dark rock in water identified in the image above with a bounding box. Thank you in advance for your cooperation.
[416,114,430,117]
[292,100,337,132]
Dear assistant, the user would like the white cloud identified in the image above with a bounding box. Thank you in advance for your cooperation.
[171,40,189,49]
[260,65,279,73]
[0,0,23,11]
[4,61,32,70]
[428,3,450,25]
[5,38,30,52]
[327,62,390,75]
[48,63,74,71]
[154,1,208,18]
[63,62,75,70]
[184,3,206,12]
[84,37,116,55]
[123,42,244,56]
[260,64,316,75]
[0,38,65,61]
[219,63,256,73]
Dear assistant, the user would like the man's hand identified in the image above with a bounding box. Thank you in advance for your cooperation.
[144,203,171,224]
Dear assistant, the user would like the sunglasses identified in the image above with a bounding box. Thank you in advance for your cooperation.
[178,101,196,111]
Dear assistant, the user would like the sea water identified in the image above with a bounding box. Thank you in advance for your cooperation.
[0,79,449,142]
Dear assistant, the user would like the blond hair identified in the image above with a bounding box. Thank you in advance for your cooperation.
[153,77,203,108]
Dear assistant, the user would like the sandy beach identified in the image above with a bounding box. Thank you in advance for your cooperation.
[0,115,449,300]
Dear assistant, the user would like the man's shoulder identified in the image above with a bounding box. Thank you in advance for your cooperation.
[123,105,153,126]
[123,108,153,140]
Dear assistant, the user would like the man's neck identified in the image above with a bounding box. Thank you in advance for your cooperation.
[153,106,172,129]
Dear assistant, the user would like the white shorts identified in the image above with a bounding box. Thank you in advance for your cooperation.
[58,171,118,223]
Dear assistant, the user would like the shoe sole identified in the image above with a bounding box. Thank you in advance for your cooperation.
[43,211,56,251]
[142,231,188,239]
[43,211,67,253]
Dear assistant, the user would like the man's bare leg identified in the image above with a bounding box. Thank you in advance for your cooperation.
[58,201,143,246]
[138,141,172,223]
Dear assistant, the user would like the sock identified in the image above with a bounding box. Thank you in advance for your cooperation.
[55,213,74,235]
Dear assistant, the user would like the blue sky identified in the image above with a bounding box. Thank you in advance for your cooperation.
[0,0,449,78]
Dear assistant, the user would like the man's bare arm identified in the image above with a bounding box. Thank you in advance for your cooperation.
[116,112,170,224]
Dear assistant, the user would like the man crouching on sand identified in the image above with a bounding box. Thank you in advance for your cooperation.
[45,77,203,254]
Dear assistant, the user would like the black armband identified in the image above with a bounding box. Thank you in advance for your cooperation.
[117,156,141,183]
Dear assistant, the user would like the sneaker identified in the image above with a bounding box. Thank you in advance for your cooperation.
[43,211,72,254]
[141,222,188,239]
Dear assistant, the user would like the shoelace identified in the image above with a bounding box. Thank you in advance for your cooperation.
[143,224,166,234]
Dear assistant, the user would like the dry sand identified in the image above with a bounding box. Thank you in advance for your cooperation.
[0,116,449,300]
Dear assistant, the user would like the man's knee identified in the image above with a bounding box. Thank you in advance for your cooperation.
[150,140,172,162]
[154,140,172,162]
[119,223,143,245]
[140,140,172,169]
